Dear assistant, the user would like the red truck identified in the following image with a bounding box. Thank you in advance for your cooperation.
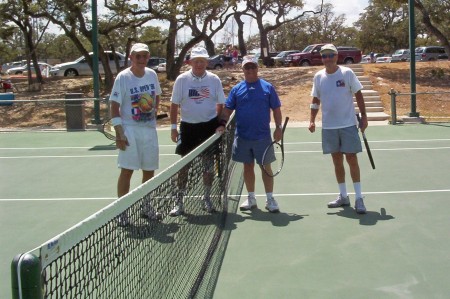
[284,44,362,66]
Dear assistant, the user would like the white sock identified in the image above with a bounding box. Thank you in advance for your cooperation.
[266,192,273,200]
[353,182,362,199]
[248,192,255,199]
[338,183,348,197]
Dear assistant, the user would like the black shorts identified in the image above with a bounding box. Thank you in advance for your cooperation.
[176,117,219,156]
[223,56,232,62]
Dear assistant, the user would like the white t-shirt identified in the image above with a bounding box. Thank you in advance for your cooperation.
[171,71,226,123]
[311,66,363,129]
[110,67,162,127]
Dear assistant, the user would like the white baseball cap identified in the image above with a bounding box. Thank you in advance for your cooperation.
[320,44,338,54]
[190,47,209,59]
[242,55,258,67]
[131,43,150,53]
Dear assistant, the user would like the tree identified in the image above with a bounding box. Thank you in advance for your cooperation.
[243,0,324,65]
[0,0,46,86]
[270,3,356,51]
[412,0,450,58]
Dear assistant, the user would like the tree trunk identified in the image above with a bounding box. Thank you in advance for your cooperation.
[234,13,247,56]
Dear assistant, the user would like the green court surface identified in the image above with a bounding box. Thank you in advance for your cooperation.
[1,123,450,298]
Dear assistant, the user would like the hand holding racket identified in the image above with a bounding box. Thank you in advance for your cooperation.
[101,113,168,141]
[262,117,289,177]
[356,114,375,170]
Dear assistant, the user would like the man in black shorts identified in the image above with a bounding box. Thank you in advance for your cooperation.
[169,46,226,216]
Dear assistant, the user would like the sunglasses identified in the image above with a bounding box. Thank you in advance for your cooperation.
[321,53,336,59]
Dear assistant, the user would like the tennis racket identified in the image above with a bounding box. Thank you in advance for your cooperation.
[102,113,168,141]
[356,114,375,169]
[262,117,289,177]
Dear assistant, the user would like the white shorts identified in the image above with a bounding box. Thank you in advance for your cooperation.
[118,125,159,171]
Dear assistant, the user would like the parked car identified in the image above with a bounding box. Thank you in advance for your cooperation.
[272,50,300,66]
[415,46,446,62]
[6,62,53,75]
[157,62,166,73]
[50,51,127,76]
[438,53,449,60]
[2,60,27,72]
[207,54,225,69]
[360,55,372,64]
[147,57,166,71]
[390,49,410,62]
[285,44,362,66]
[375,55,392,63]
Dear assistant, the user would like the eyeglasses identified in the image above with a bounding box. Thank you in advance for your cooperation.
[243,64,257,70]
[321,53,336,59]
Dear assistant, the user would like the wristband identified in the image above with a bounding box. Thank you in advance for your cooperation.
[171,124,177,130]
[310,103,319,110]
[219,119,227,126]
[111,117,122,126]
[276,125,282,129]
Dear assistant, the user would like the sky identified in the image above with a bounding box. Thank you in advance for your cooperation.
[47,0,371,44]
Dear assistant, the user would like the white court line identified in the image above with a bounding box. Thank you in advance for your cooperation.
[2,146,449,159]
[0,153,178,159]
[285,146,450,154]
[0,144,176,150]
[1,139,449,151]
[1,189,449,202]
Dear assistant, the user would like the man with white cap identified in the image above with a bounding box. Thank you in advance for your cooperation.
[308,43,368,214]
[217,55,283,213]
[110,42,162,225]
[169,46,226,216]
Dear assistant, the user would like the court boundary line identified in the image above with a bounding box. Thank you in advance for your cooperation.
[2,189,449,201]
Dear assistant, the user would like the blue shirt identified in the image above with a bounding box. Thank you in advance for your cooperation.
[225,78,281,140]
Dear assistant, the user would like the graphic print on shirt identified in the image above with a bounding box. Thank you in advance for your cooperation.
[130,83,156,122]
[188,86,210,104]
[336,79,346,87]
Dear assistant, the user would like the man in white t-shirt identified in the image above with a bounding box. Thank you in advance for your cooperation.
[110,43,162,225]
[309,44,369,214]
[169,46,226,216]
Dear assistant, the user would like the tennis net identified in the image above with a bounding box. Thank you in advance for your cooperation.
[11,115,244,299]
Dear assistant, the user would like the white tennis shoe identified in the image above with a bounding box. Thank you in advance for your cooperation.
[355,197,367,214]
[328,194,350,208]
[265,197,280,213]
[240,196,257,211]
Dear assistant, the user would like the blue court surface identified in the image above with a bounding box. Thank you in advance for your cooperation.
[1,123,450,298]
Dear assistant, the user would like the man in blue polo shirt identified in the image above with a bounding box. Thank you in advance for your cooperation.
[217,56,283,213]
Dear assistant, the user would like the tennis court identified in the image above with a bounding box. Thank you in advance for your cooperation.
[1,122,450,298]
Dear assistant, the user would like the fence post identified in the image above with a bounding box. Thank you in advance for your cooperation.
[389,88,397,125]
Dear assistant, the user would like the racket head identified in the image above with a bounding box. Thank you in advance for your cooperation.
[262,141,284,177]
[102,118,116,141]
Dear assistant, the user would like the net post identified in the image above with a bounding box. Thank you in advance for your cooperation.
[11,253,43,299]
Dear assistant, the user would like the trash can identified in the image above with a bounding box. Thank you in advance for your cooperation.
[0,92,14,106]
[65,93,85,130]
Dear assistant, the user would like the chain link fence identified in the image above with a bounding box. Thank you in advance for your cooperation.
[0,95,110,131]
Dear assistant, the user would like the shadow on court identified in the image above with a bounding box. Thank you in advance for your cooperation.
[327,206,395,226]
[239,209,306,227]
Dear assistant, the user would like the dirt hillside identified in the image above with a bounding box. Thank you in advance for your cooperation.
[3,61,450,129]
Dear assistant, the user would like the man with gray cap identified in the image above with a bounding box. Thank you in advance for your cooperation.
[169,46,226,216]
[217,55,283,213]
[110,42,162,225]
[308,43,368,214]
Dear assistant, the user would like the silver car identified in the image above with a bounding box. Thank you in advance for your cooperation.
[391,49,410,62]
[50,51,127,76]
[415,46,446,62]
